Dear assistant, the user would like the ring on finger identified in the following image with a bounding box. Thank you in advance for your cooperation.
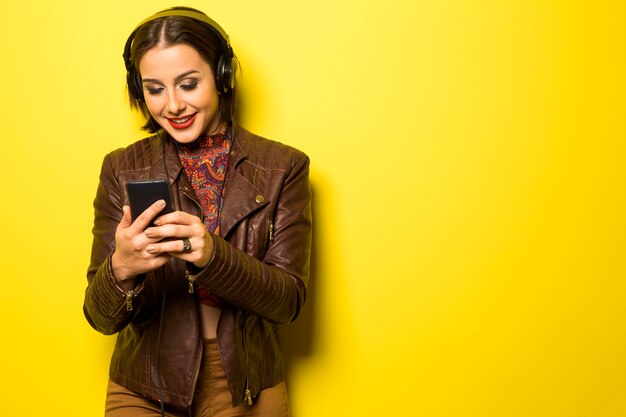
[182,238,192,253]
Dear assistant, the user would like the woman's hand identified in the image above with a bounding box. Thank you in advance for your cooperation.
[144,210,215,268]
[111,200,173,289]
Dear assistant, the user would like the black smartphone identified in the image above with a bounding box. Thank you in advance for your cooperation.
[125,179,174,226]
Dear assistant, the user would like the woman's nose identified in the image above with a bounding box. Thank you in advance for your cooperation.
[166,91,186,114]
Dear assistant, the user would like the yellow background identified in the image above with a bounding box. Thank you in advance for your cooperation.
[1,1,625,416]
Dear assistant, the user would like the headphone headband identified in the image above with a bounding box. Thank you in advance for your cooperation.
[123,8,231,72]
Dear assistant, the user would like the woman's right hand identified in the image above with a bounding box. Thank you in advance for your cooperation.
[111,200,173,290]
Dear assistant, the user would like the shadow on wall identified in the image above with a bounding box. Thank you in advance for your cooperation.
[280,183,320,380]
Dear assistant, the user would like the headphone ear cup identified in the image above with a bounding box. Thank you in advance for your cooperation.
[127,69,144,101]
[216,53,234,94]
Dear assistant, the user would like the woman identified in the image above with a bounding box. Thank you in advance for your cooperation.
[83,7,312,417]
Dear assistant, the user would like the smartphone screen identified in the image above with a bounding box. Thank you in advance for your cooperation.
[125,179,174,225]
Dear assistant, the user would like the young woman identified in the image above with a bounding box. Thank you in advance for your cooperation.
[83,7,312,417]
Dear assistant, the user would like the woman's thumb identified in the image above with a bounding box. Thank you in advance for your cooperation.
[119,205,132,228]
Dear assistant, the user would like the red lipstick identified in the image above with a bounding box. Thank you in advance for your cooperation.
[167,114,197,129]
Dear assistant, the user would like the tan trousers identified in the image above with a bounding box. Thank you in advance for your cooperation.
[105,339,290,417]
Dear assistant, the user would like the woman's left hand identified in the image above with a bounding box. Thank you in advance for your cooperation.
[143,211,214,268]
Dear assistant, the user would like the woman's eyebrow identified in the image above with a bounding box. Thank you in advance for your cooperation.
[142,70,201,84]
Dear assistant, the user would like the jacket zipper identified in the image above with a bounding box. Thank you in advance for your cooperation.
[242,320,253,406]
[268,220,274,242]
[186,270,196,293]
[125,290,135,311]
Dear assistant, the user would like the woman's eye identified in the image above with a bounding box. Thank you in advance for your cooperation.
[146,87,163,95]
[180,82,198,91]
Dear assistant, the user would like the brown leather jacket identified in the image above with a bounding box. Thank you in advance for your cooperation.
[83,126,312,410]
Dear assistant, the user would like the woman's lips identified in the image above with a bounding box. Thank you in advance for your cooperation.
[166,113,197,129]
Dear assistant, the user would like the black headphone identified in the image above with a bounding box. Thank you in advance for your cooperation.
[123,7,235,101]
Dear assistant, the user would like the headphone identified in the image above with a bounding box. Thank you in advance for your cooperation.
[123,8,235,101]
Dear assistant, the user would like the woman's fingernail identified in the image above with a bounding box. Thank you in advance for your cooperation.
[146,245,155,253]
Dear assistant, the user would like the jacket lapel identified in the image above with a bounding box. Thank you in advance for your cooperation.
[219,134,269,238]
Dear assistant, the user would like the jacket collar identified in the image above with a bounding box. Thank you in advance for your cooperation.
[158,127,268,238]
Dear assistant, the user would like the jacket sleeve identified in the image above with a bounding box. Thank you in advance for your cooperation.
[83,153,138,335]
[194,152,313,325]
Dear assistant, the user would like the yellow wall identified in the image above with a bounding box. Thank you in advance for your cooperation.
[1,1,625,416]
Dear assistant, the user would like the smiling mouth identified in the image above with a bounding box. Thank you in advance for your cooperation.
[166,114,197,129]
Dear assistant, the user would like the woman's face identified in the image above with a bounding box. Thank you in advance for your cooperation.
[139,43,222,143]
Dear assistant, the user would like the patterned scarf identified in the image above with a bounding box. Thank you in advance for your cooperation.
[177,128,232,234]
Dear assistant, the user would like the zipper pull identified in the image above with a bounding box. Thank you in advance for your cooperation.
[244,388,252,406]
[186,270,196,294]
[268,221,274,242]
[125,291,134,311]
